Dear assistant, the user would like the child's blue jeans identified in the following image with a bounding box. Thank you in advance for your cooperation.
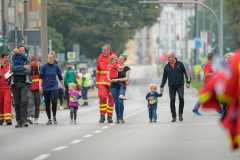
[110,78,124,95]
[149,106,157,119]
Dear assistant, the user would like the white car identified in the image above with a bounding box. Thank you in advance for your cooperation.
[78,73,95,89]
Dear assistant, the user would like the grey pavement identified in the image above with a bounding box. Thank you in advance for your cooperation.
[0,66,239,160]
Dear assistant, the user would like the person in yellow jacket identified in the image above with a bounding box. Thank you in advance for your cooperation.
[80,70,89,106]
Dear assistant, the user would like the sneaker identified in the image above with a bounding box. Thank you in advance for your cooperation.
[9,82,14,87]
[192,110,202,116]
[15,122,22,128]
[116,116,120,124]
[46,119,52,125]
[70,119,73,124]
[74,121,77,124]
[25,80,32,84]
[150,118,153,123]
[59,106,63,110]
[107,116,113,123]
[53,118,58,124]
[179,114,183,121]
[0,121,4,125]
[22,121,29,127]
[119,116,125,123]
[119,95,127,100]
[172,117,177,122]
[154,119,157,122]
[27,117,33,124]
[99,115,105,123]
[34,118,39,124]
[6,120,12,125]
[219,110,226,115]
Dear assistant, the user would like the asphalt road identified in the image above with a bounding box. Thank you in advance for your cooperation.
[0,65,239,160]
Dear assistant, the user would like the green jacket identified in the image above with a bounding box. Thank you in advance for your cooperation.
[64,67,76,86]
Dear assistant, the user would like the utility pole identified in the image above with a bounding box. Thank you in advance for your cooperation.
[1,0,5,50]
[210,0,213,47]
[41,0,48,64]
[194,0,198,65]
[23,0,28,35]
[220,0,223,57]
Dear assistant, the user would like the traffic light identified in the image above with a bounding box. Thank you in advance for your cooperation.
[212,33,215,42]
[141,0,148,8]
[176,34,180,40]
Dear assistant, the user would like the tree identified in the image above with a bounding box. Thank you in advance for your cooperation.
[47,0,161,59]
[35,26,65,53]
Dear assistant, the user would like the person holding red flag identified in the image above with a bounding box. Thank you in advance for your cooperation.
[96,44,116,123]
[0,52,13,125]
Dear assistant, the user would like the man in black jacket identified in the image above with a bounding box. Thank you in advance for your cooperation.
[160,51,191,122]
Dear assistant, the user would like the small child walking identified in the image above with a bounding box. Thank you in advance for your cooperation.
[65,83,81,124]
[10,48,32,87]
[146,84,163,123]
[108,55,127,100]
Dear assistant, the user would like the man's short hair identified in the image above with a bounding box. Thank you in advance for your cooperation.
[168,51,175,57]
[102,44,111,50]
[66,61,71,65]
[207,53,214,60]
[17,45,25,49]
[29,56,36,61]
[1,52,9,58]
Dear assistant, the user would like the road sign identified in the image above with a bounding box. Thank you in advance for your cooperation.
[67,52,75,62]
[0,38,5,43]
[200,31,209,43]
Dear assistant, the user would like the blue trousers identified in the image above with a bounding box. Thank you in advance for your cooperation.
[110,88,126,116]
[82,87,88,102]
[148,106,157,119]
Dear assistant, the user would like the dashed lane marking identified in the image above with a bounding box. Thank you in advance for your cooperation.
[101,126,109,129]
[33,154,51,160]
[124,117,128,119]
[132,113,137,115]
[94,100,98,103]
[93,130,102,133]
[109,124,115,126]
[70,140,82,144]
[127,115,132,117]
[53,146,68,151]
[83,134,93,138]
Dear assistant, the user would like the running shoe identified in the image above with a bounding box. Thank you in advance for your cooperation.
[70,119,73,124]
[154,119,157,122]
[119,95,127,100]
[46,119,52,125]
[172,117,177,122]
[191,110,202,116]
[120,116,125,123]
[179,114,183,121]
[53,118,58,124]
[150,118,153,123]
[74,121,77,124]
[116,116,120,124]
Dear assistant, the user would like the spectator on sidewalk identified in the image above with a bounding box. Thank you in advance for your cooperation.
[160,51,191,122]
[0,52,13,125]
[39,51,65,125]
[27,56,41,124]
[10,45,32,128]
[64,61,76,109]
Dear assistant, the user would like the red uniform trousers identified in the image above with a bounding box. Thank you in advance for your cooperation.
[98,84,114,117]
[0,88,13,122]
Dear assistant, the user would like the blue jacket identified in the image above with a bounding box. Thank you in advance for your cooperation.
[10,58,33,87]
[146,92,163,108]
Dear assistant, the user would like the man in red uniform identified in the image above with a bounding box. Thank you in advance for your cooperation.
[0,52,13,125]
[96,44,117,123]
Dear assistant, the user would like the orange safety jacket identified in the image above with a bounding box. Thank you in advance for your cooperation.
[28,64,41,91]
[96,51,117,88]
[0,62,10,89]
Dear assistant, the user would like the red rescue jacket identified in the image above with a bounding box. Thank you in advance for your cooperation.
[28,64,41,91]
[96,51,117,88]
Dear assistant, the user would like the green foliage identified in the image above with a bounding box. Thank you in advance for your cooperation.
[35,26,65,53]
[47,0,161,59]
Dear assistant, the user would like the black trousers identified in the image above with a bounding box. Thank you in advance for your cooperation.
[65,85,69,107]
[43,89,58,120]
[169,85,184,118]
[12,82,28,123]
[58,88,63,106]
[70,106,78,120]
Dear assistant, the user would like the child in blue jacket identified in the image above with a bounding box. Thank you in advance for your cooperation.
[146,84,163,123]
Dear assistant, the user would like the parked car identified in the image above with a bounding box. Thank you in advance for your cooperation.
[78,73,95,89]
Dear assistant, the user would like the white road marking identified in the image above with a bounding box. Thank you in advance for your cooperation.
[109,124,115,126]
[132,113,137,115]
[101,126,109,129]
[93,130,102,133]
[94,99,98,103]
[53,146,68,151]
[124,117,128,119]
[83,134,93,138]
[33,154,51,160]
[127,115,132,117]
[70,140,82,144]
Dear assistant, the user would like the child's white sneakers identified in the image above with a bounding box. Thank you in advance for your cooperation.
[119,95,127,100]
